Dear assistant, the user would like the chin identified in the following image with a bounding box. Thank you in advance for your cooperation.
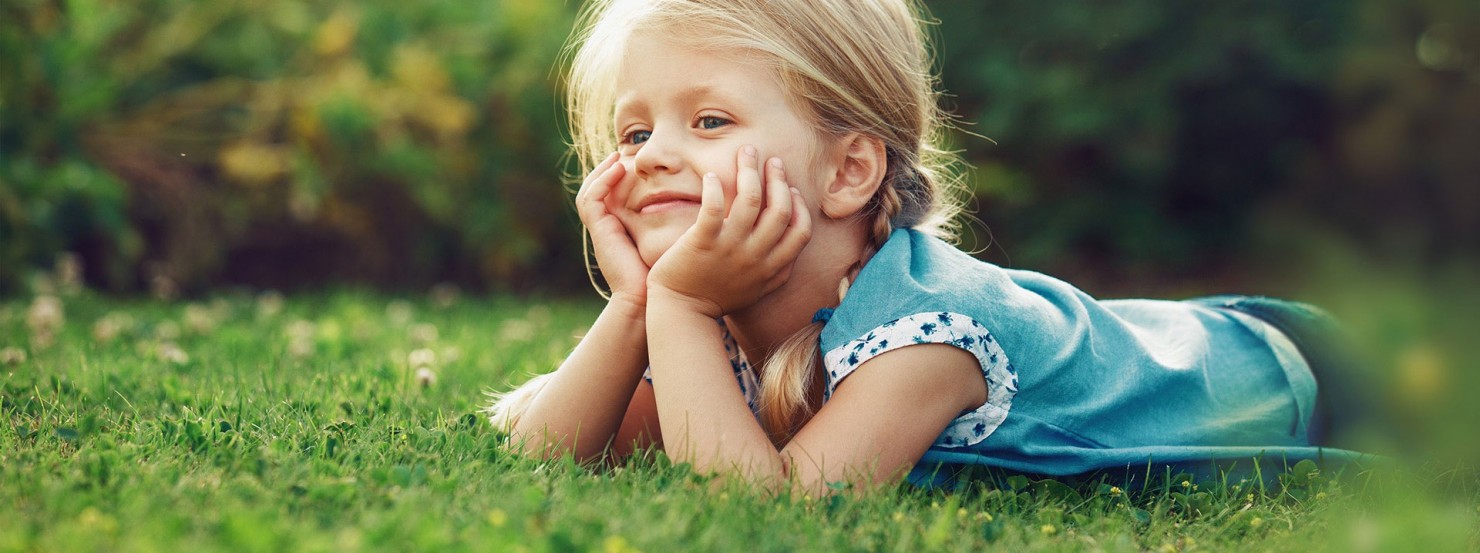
[636,231,684,267]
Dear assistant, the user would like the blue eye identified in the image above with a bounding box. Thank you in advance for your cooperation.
[697,116,731,130]
[624,130,651,145]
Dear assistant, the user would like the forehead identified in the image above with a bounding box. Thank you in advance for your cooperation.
[612,32,791,115]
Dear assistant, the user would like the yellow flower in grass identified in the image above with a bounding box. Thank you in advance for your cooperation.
[487,509,507,528]
[604,536,640,553]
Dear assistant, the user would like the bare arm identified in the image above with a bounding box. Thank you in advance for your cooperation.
[499,152,661,461]
[649,299,985,493]
[508,296,652,461]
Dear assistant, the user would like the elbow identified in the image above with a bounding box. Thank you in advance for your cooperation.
[485,373,577,460]
[483,373,554,432]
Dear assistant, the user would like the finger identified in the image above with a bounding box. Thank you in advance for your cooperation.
[577,152,621,197]
[768,187,812,267]
[752,157,792,245]
[581,161,624,212]
[578,162,626,224]
[727,144,764,231]
[693,172,726,238]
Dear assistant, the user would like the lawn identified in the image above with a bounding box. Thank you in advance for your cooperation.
[2,290,1475,552]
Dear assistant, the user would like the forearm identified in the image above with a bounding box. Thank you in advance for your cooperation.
[511,296,649,460]
[646,298,785,483]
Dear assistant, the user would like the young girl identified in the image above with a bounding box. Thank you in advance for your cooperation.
[487,0,1365,492]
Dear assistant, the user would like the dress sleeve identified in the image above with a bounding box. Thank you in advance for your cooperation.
[820,312,1017,448]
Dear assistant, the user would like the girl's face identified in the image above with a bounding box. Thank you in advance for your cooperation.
[610,33,828,267]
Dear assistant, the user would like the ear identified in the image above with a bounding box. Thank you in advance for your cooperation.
[819,133,887,220]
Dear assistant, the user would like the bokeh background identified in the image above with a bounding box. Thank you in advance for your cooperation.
[2,1,1477,455]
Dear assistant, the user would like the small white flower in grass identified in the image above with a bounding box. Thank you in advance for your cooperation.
[415,367,437,388]
[408,348,436,368]
[286,320,316,358]
[147,267,178,301]
[526,304,552,325]
[498,319,535,342]
[440,346,462,364]
[0,347,26,365]
[386,301,414,325]
[256,291,285,319]
[26,296,64,348]
[154,321,181,341]
[92,313,134,343]
[287,320,316,340]
[55,253,84,294]
[429,283,460,308]
[184,304,217,334]
[288,338,314,358]
[158,342,190,365]
[409,323,438,345]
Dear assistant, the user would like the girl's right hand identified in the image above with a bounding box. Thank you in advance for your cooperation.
[575,152,647,311]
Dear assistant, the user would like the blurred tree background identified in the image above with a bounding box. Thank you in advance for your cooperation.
[1,0,1475,298]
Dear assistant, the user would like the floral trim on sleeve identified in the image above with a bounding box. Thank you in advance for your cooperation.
[821,312,1017,448]
[644,319,759,414]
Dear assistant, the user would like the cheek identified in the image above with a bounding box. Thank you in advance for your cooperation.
[689,150,738,196]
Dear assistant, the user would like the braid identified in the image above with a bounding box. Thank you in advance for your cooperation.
[755,157,922,445]
[870,181,902,250]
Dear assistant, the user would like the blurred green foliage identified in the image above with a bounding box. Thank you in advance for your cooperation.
[2,0,578,293]
[0,0,1476,295]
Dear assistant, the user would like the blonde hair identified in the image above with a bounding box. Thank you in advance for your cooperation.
[565,0,966,445]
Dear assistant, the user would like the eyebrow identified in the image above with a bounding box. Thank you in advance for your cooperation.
[614,84,745,119]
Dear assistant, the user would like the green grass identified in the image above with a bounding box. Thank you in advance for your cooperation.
[2,290,1476,552]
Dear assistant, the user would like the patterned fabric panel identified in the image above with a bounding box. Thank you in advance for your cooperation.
[821,312,1017,448]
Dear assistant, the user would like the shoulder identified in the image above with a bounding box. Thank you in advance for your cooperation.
[823,229,1014,348]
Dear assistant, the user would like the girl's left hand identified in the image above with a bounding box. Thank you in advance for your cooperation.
[646,145,812,318]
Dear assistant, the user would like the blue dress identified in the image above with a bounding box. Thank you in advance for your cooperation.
[647,228,1370,482]
[818,229,1368,483]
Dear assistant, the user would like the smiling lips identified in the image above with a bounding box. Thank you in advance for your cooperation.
[636,192,702,214]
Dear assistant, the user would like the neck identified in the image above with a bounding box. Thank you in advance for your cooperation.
[722,223,870,372]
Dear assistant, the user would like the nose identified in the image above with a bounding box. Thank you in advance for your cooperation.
[632,127,681,177]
